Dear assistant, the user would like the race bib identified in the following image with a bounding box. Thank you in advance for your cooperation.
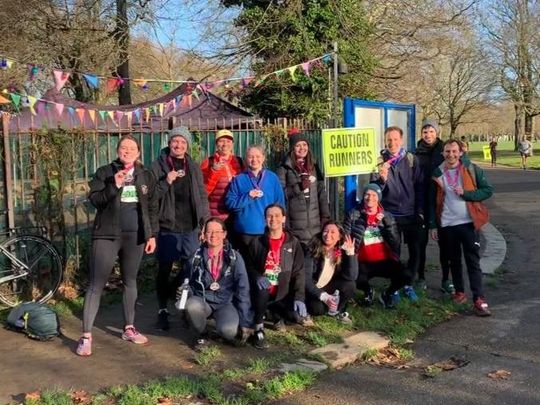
[363,226,384,246]
[121,185,138,203]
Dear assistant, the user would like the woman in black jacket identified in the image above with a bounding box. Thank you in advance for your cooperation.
[305,221,357,324]
[277,128,330,247]
[76,135,158,356]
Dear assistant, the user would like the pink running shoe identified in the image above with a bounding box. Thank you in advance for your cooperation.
[122,327,149,345]
[76,336,92,356]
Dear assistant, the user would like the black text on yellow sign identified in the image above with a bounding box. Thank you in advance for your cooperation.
[322,128,377,177]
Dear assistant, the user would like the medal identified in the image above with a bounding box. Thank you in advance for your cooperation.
[209,282,220,291]
[257,190,264,197]
[273,265,281,273]
[177,169,186,177]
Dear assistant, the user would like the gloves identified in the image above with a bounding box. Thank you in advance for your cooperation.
[294,300,307,318]
[256,277,271,290]
[320,292,338,312]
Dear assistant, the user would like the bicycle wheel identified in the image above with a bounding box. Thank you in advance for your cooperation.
[0,235,63,307]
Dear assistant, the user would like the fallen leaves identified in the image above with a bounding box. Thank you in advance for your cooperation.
[366,346,410,368]
[24,391,41,401]
[423,357,470,378]
[70,390,91,404]
[487,369,511,380]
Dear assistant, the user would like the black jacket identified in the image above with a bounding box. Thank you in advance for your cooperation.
[343,205,401,259]
[88,160,158,242]
[277,158,330,244]
[150,148,209,231]
[305,249,358,299]
[415,138,444,215]
[245,232,305,302]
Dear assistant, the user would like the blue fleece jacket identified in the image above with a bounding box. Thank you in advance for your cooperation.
[225,169,285,234]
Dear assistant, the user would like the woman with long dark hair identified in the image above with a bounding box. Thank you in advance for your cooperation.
[76,135,158,356]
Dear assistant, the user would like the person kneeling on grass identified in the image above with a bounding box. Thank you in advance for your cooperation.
[245,204,307,350]
[343,184,407,309]
[305,221,357,324]
[184,217,252,351]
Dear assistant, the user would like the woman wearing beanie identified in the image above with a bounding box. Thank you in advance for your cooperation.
[343,183,407,309]
[277,128,330,249]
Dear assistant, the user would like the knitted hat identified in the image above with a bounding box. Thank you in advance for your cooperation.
[363,183,382,201]
[215,129,234,142]
[169,126,192,146]
[288,127,309,149]
[421,119,439,134]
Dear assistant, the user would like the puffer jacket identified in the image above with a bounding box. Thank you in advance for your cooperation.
[415,138,444,216]
[151,148,209,231]
[343,204,401,259]
[244,231,305,302]
[277,157,330,244]
[429,158,493,230]
[88,160,158,242]
[201,155,243,220]
[186,244,252,328]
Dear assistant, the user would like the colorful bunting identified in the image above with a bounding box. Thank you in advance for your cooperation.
[98,110,107,122]
[55,103,64,116]
[83,74,99,89]
[0,94,10,104]
[27,96,37,115]
[10,93,21,109]
[88,109,96,124]
[76,108,85,123]
[53,70,70,91]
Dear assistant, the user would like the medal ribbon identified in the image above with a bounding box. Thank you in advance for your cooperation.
[248,169,265,190]
[269,233,285,267]
[166,155,188,175]
[209,249,223,281]
[443,162,461,188]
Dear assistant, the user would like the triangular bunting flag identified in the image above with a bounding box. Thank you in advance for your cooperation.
[27,96,37,115]
[28,64,40,81]
[158,103,164,117]
[53,70,71,91]
[275,69,285,77]
[6,59,13,68]
[10,93,21,109]
[133,108,141,122]
[322,54,332,64]
[55,103,65,116]
[0,94,9,104]
[88,110,96,124]
[106,78,119,93]
[133,79,147,88]
[192,90,199,100]
[67,107,75,115]
[107,111,115,122]
[83,74,99,89]
[125,111,132,126]
[36,101,45,115]
[288,66,298,82]
[144,108,150,122]
[301,62,311,77]
[98,110,107,122]
[76,108,85,123]
[115,111,124,122]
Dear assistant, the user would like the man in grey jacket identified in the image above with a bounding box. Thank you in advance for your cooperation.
[151,126,209,330]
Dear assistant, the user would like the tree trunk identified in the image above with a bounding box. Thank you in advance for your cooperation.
[525,111,533,140]
[116,0,131,105]
[514,104,523,151]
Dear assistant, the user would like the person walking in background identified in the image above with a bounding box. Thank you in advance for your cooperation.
[518,137,533,170]
[429,139,494,317]
[183,217,252,351]
[245,204,306,350]
[225,145,285,256]
[489,137,498,167]
[415,119,453,294]
[200,129,244,229]
[77,135,158,356]
[371,126,424,302]
[151,126,209,331]
[305,221,356,324]
[343,184,407,309]
[277,127,330,255]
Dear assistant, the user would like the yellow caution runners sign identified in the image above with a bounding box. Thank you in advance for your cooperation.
[322,127,377,177]
[482,145,491,161]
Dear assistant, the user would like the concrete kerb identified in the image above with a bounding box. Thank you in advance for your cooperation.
[480,222,507,275]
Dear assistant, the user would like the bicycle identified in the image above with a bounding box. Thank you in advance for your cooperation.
[0,219,63,307]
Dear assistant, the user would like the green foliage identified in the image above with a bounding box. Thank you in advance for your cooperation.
[224,0,376,120]
[262,370,316,399]
[194,345,223,366]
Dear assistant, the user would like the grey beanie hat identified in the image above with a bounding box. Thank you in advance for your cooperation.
[421,119,439,134]
[363,183,382,201]
[169,126,192,146]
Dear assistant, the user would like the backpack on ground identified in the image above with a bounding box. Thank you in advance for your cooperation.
[5,302,60,341]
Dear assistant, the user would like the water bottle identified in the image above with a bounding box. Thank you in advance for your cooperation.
[175,278,189,311]
[327,290,340,316]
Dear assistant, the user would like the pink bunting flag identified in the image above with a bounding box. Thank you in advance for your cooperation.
[53,70,70,91]
[115,111,124,123]
[301,62,311,77]
[55,103,65,116]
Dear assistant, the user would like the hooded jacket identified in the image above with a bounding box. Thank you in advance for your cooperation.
[429,158,493,230]
[151,148,209,231]
[276,157,330,244]
[186,243,252,328]
[245,231,305,302]
[88,160,158,242]
[415,138,444,215]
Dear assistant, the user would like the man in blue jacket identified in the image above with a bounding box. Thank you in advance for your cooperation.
[371,126,424,301]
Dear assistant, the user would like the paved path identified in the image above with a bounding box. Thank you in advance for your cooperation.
[278,165,540,405]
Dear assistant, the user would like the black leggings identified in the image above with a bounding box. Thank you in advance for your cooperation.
[82,233,145,333]
[251,288,299,325]
[356,259,407,295]
[306,277,356,316]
